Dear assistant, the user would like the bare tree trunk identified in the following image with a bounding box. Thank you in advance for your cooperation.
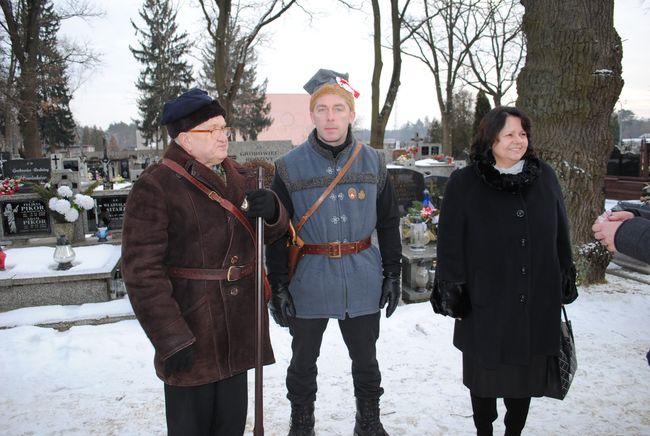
[516,0,623,284]
[199,0,297,125]
[369,0,410,150]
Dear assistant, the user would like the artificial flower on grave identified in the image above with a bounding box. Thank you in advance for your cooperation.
[29,179,100,223]
[395,145,418,164]
[0,177,26,195]
[401,200,440,244]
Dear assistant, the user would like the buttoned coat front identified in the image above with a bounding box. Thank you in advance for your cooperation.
[435,158,575,369]
[122,143,288,386]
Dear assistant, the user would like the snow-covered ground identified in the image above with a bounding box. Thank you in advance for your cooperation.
[1,274,649,435]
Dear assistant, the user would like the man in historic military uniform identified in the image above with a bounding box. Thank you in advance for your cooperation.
[266,69,402,436]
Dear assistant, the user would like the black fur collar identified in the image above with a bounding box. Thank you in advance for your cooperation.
[473,155,541,192]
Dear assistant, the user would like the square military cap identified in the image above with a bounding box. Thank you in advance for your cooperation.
[303,69,350,95]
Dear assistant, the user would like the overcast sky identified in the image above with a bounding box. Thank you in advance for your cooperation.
[60,0,650,131]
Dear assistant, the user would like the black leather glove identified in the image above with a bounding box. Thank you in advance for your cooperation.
[163,345,195,377]
[268,282,296,327]
[379,271,401,318]
[245,189,278,222]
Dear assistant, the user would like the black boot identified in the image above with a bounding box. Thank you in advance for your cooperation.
[353,398,388,436]
[288,402,315,436]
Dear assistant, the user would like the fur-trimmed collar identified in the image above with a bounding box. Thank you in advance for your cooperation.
[473,155,541,192]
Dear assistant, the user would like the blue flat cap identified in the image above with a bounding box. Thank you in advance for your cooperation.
[160,88,226,138]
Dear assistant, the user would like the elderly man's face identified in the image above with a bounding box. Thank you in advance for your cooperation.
[310,93,355,147]
[178,115,229,167]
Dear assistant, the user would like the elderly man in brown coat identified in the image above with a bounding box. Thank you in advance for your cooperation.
[122,88,288,435]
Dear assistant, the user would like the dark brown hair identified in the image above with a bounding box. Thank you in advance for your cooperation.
[470,106,535,164]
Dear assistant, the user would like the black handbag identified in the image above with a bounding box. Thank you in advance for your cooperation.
[429,277,471,319]
[545,306,577,400]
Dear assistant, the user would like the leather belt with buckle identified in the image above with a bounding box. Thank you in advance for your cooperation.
[301,237,372,259]
[167,263,255,281]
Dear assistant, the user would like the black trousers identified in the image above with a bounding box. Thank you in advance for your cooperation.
[164,372,248,436]
[470,392,531,436]
[286,312,383,405]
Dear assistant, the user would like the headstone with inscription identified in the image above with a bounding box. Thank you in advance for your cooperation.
[387,166,426,215]
[228,141,292,165]
[86,190,129,232]
[0,194,51,239]
[4,158,51,185]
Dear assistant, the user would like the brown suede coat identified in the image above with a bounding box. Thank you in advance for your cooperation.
[122,143,288,386]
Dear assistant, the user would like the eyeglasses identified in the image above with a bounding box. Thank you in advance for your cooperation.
[189,126,232,137]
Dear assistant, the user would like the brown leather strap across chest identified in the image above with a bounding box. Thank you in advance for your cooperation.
[167,263,255,281]
[300,237,372,258]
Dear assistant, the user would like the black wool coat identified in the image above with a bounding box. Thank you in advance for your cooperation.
[434,157,577,369]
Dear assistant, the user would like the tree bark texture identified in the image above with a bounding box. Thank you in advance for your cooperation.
[516,0,623,284]
[1,0,45,158]
[370,0,403,150]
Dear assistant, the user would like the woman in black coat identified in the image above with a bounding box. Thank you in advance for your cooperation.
[432,106,578,435]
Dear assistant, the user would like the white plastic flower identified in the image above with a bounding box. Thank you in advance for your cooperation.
[74,194,95,210]
[48,197,58,210]
[52,198,72,215]
[57,186,73,198]
[64,207,79,222]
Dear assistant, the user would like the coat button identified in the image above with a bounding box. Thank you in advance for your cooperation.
[516,209,525,218]
[519,294,526,303]
[521,266,527,275]
[230,288,239,296]
[230,256,239,265]
[520,238,527,247]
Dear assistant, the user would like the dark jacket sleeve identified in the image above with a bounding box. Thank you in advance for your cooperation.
[376,175,402,275]
[121,172,195,359]
[615,217,650,264]
[434,170,467,287]
[265,168,292,287]
[550,167,578,304]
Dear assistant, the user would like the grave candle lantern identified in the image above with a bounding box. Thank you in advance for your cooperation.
[53,235,75,270]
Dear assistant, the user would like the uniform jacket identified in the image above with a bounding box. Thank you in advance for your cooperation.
[122,142,288,386]
[270,131,400,319]
[434,157,577,369]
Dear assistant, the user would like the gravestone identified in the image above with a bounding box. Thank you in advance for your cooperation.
[86,190,129,232]
[0,152,11,178]
[388,167,426,215]
[63,158,80,172]
[242,160,275,188]
[228,141,292,165]
[119,159,130,180]
[4,158,51,184]
[51,170,80,191]
[0,195,51,239]
[50,153,64,171]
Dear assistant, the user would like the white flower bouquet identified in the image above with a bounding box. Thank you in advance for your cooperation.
[29,180,99,223]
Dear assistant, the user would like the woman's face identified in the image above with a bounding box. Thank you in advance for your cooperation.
[491,115,528,168]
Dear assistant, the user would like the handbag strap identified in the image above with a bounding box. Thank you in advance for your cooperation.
[293,142,363,235]
[561,305,569,322]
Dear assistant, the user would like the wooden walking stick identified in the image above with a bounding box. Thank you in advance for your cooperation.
[254,166,265,436]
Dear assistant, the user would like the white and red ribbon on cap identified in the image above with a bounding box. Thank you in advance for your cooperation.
[336,77,360,99]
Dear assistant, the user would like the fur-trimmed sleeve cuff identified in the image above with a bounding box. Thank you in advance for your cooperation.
[562,264,578,304]
[429,278,471,318]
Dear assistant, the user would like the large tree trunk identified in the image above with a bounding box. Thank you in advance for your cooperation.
[18,68,41,158]
[516,0,623,284]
